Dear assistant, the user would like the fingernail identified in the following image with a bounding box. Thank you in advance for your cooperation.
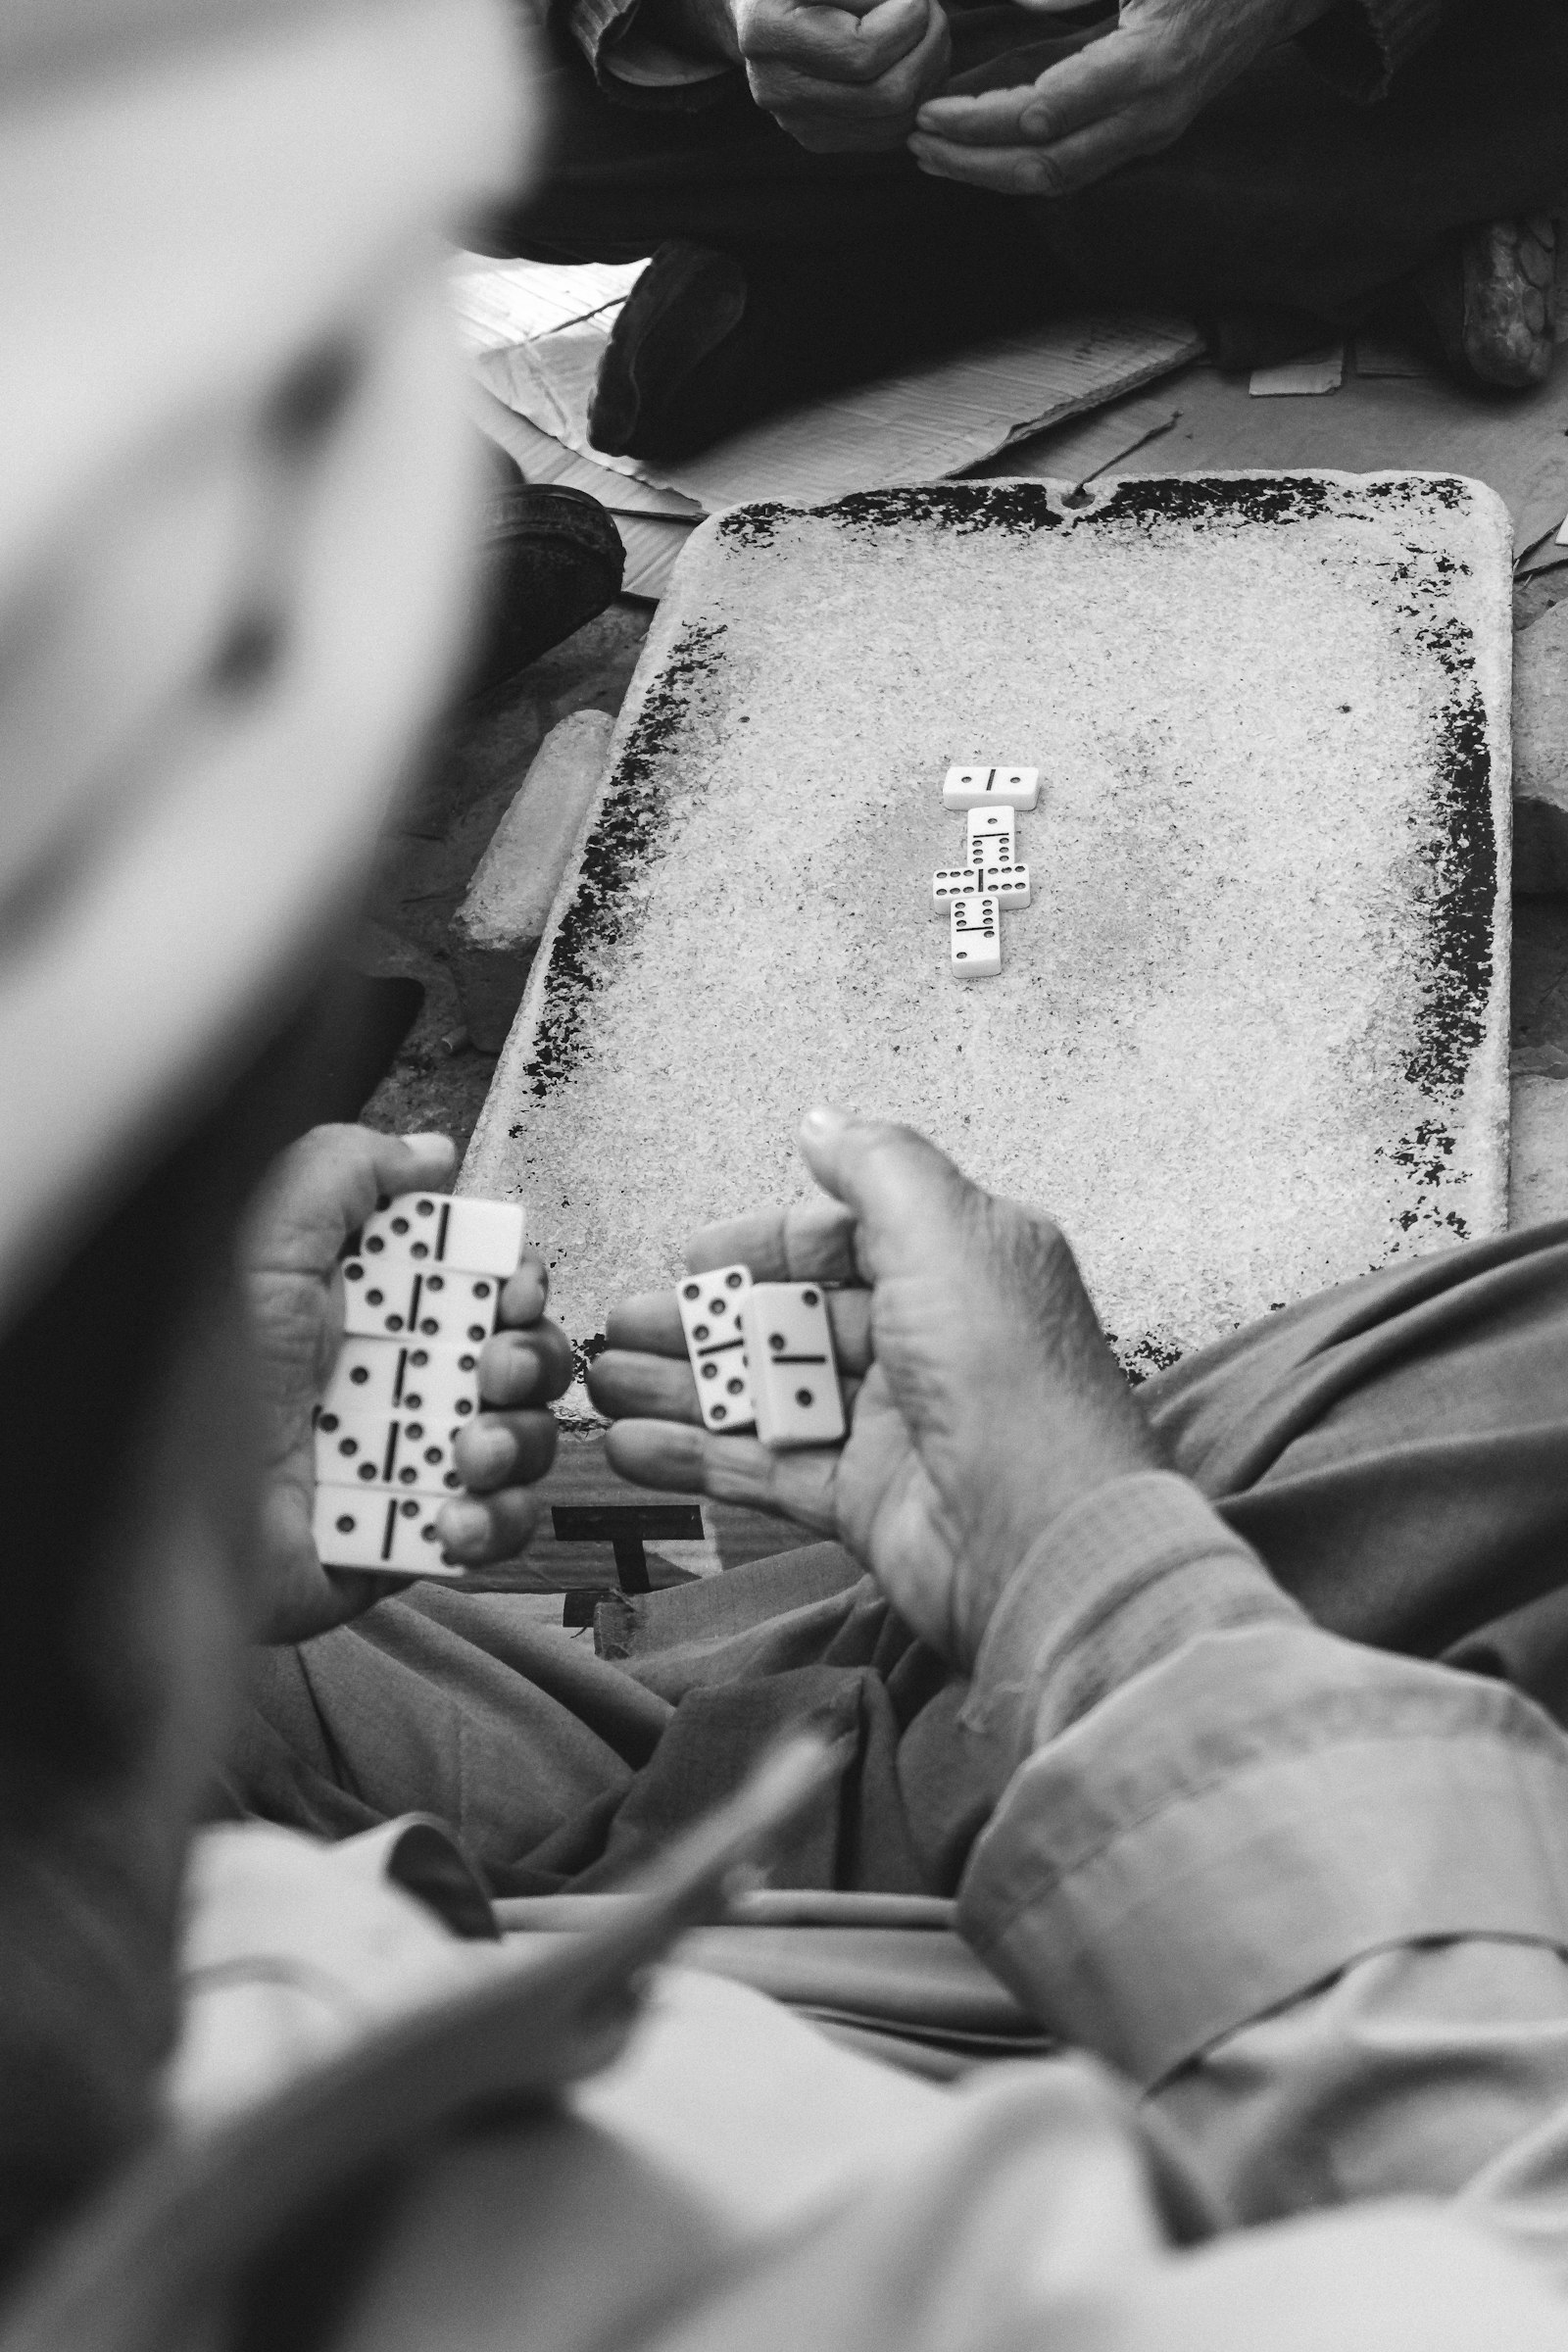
[801,1105,849,1139]
[440,1501,488,1552]
[401,1131,452,1151]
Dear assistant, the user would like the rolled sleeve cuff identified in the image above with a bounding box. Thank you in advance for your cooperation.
[960,1472,1300,1769]
[562,0,738,107]
[959,1625,1568,2089]
[1298,0,1455,101]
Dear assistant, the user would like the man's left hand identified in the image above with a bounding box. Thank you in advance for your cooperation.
[242,1124,572,1644]
[908,0,1331,199]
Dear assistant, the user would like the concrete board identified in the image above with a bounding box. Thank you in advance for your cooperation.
[466,472,1513,1415]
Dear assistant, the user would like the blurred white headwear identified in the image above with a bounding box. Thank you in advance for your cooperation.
[0,0,528,1331]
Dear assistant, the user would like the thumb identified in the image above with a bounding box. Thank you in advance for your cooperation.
[797,1106,977,1283]
[380,1129,460,1200]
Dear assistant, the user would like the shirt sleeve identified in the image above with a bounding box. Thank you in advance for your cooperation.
[1298,0,1463,101]
[956,1473,1568,2273]
[557,0,739,110]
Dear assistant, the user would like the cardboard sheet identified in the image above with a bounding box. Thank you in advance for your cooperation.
[478,307,1205,512]
[456,251,1202,516]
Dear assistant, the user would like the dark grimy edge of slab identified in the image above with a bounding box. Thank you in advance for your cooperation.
[466,468,1512,1445]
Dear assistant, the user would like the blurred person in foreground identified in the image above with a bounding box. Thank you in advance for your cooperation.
[475,0,1568,460]
[11,7,1568,2352]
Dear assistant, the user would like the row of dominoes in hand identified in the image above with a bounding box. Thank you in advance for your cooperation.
[312,1192,526,1578]
[934,767,1038,980]
[677,1265,846,1446]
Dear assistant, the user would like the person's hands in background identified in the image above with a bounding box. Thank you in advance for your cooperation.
[639,0,952,151]
[909,0,1332,196]
[242,1125,572,1642]
[589,1107,1160,1671]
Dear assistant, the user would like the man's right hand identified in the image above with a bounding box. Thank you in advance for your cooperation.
[589,1107,1162,1672]
[650,0,952,151]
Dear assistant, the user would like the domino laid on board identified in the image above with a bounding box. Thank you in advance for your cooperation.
[942,765,1039,809]
[933,865,981,912]
[986,864,1031,909]
[739,1283,846,1448]
[965,808,1016,868]
[934,863,1029,915]
[677,1262,756,1431]
[951,894,1002,978]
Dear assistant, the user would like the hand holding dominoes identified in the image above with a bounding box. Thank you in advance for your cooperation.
[243,1124,571,1642]
[590,1106,1159,1673]
[934,768,1037,980]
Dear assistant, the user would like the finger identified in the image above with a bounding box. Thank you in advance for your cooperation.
[243,1125,458,1272]
[588,1348,700,1424]
[476,1319,575,1409]
[913,80,1044,142]
[436,1483,549,1567]
[796,1106,976,1283]
[498,1248,550,1331]
[750,0,929,84]
[604,1419,841,1534]
[918,26,1148,138]
[453,1408,560,1493]
[688,1196,860,1283]
[908,131,1069,191]
[603,1284,873,1372]
[909,103,1148,193]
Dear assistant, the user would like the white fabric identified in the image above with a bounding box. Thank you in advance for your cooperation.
[0,0,526,1326]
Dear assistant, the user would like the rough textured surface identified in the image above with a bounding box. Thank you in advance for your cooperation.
[465,471,1513,1415]
[451,708,613,1050]
[1509,1071,1568,1224]
[1514,597,1568,895]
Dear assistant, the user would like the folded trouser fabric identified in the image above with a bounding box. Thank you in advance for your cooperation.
[236,1216,1568,1895]
[483,0,1568,420]
[498,1899,1052,2072]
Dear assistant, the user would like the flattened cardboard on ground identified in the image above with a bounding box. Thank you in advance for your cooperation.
[465,472,1513,1414]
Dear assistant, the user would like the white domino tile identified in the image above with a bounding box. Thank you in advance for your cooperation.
[356,1193,524,1278]
[340,1262,502,1346]
[313,1407,464,1495]
[932,866,981,914]
[321,1337,484,1423]
[966,808,1016,868]
[676,1262,756,1432]
[984,863,1031,909]
[313,1485,465,1577]
[942,765,1039,809]
[739,1283,846,1449]
[951,894,1002,978]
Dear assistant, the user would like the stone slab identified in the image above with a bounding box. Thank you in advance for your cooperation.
[465,472,1513,1415]
[1513,598,1568,896]
[450,707,612,1052]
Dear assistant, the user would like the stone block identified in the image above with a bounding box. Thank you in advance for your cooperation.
[466,474,1512,1410]
[450,707,612,1052]
[1514,597,1568,895]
